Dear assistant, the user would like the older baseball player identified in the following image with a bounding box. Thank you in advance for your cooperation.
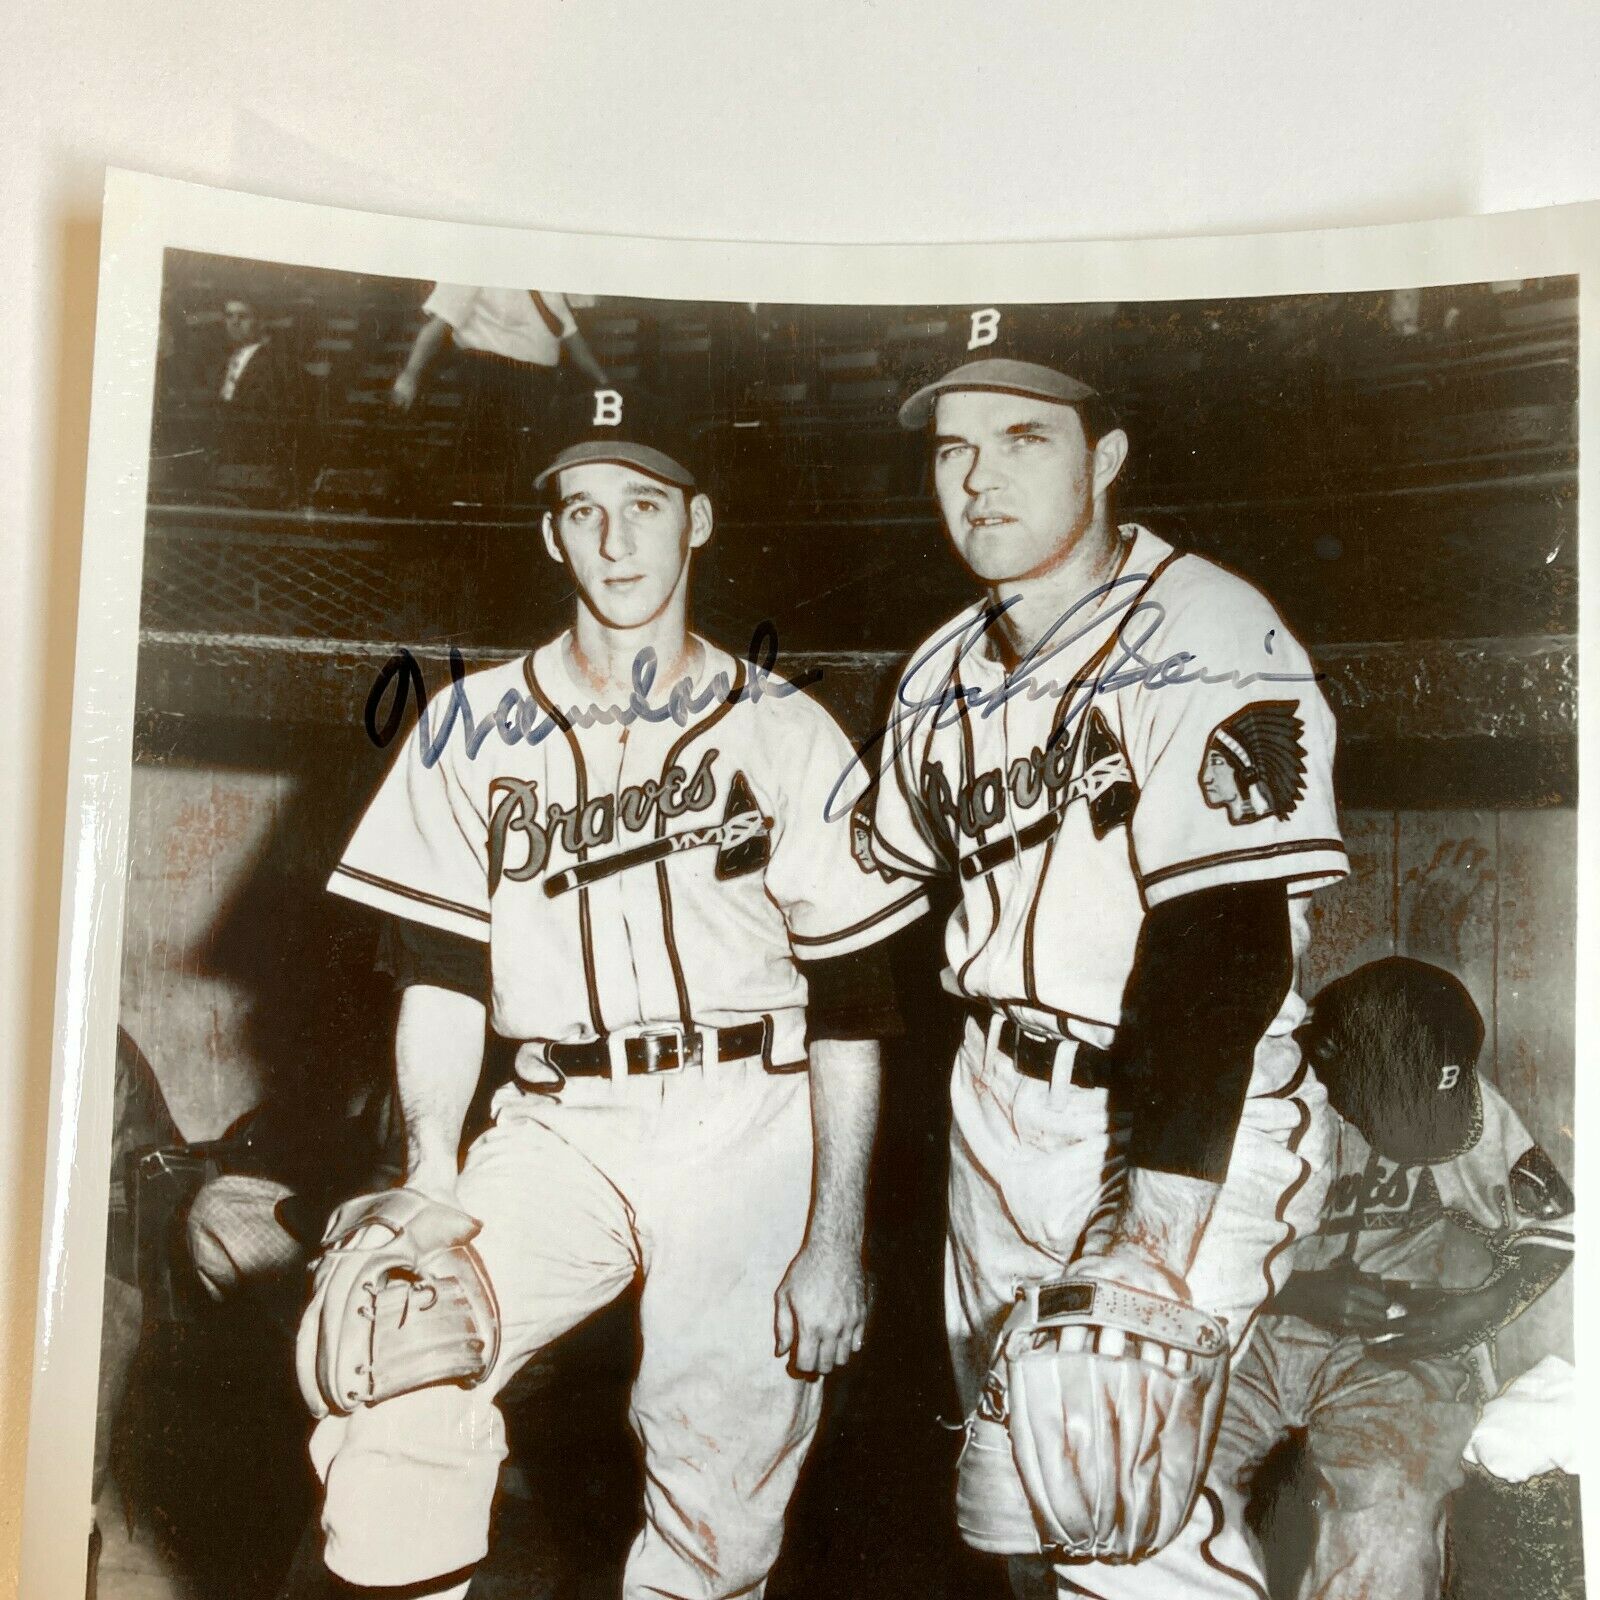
[301,394,928,1600]
[1211,957,1574,1600]
[865,314,1349,1597]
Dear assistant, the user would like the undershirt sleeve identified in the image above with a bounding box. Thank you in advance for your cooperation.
[1111,879,1294,1181]
[799,940,903,1043]
[374,916,490,1003]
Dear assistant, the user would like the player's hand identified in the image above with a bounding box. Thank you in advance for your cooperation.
[1365,1284,1491,1365]
[1271,1267,1395,1334]
[390,371,420,410]
[774,1238,868,1378]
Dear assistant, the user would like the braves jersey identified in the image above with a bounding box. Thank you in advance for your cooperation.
[330,633,929,1064]
[422,284,576,367]
[1294,1079,1575,1289]
[866,524,1346,1055]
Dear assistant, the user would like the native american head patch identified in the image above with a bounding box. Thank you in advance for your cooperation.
[1198,700,1308,825]
[850,795,896,880]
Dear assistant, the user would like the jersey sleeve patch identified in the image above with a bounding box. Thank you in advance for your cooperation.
[851,794,918,882]
[1198,700,1308,825]
[1121,568,1348,907]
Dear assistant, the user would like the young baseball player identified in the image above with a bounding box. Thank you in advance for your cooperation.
[865,314,1349,1597]
[1210,957,1574,1600]
[299,394,928,1600]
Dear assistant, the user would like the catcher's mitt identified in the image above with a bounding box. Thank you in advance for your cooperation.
[957,1274,1228,1564]
[295,1188,500,1419]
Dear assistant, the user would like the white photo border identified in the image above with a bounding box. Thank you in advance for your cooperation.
[22,168,1600,1598]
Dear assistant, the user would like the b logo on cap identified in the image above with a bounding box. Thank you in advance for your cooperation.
[1438,1064,1462,1092]
[968,308,1001,351]
[592,389,623,426]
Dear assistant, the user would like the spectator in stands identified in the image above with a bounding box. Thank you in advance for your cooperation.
[389,284,609,480]
[1209,958,1573,1600]
[210,295,311,497]
[216,297,298,410]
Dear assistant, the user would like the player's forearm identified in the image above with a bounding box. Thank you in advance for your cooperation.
[1103,1167,1220,1292]
[394,983,485,1192]
[401,314,451,380]
[801,1036,882,1253]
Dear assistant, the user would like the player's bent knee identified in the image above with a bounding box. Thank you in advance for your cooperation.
[185,1181,250,1299]
[186,1174,303,1298]
[313,1388,506,1588]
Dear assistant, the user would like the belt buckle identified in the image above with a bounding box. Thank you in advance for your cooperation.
[631,1025,702,1078]
[1014,1023,1067,1084]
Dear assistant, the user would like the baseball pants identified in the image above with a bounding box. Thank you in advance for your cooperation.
[310,1058,822,1600]
[1209,1316,1477,1600]
[187,1174,304,1299]
[945,1014,1333,1600]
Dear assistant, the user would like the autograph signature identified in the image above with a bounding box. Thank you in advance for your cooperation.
[362,577,1321,824]
[364,620,819,769]
[821,572,1322,821]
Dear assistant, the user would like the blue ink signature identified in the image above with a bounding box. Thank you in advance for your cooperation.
[365,621,819,769]
[822,572,1322,821]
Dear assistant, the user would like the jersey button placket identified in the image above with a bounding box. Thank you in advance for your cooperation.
[611,723,650,1034]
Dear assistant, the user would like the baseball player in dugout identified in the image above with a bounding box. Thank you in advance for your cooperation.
[296,389,929,1599]
[864,310,1350,1598]
[1212,957,1574,1600]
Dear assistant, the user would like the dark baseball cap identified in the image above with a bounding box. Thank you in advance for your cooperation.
[534,386,699,496]
[534,438,697,495]
[1302,957,1485,1164]
[898,357,1103,431]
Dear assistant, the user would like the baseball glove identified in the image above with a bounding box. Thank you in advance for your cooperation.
[295,1188,500,1419]
[957,1274,1228,1564]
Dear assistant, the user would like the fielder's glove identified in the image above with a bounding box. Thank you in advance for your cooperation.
[295,1188,500,1418]
[956,1272,1228,1564]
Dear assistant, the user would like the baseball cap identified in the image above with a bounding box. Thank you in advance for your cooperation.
[898,357,1103,432]
[534,439,697,495]
[534,386,699,496]
[1302,957,1485,1164]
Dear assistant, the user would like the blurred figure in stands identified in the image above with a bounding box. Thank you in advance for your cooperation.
[390,284,609,482]
[217,297,299,410]
[212,295,309,497]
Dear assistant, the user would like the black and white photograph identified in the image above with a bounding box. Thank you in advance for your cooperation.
[21,179,1593,1600]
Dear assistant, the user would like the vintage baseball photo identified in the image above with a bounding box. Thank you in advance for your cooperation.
[24,179,1592,1600]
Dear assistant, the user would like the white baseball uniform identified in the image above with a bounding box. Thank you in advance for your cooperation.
[1211,1079,1574,1600]
[318,631,928,1598]
[867,522,1348,1598]
[422,284,577,366]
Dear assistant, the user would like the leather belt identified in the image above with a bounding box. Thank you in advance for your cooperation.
[534,1017,794,1080]
[978,1011,1120,1091]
